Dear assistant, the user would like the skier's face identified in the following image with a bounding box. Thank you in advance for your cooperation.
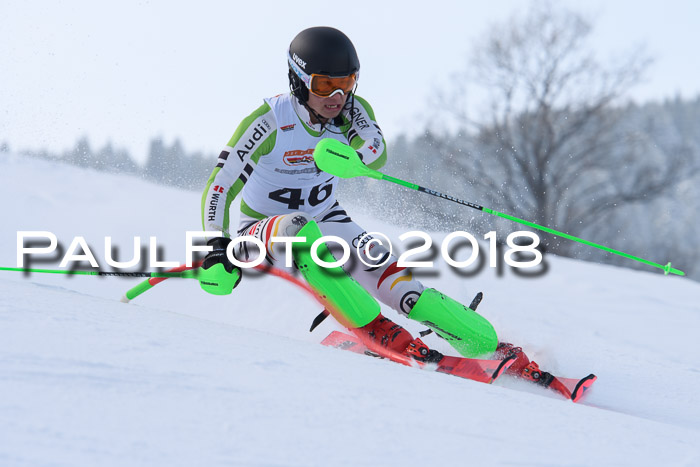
[306,92,348,121]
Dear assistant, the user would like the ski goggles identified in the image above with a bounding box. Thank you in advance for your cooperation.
[288,54,358,98]
[307,73,357,98]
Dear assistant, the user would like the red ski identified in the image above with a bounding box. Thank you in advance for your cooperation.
[546,374,597,403]
[517,361,597,403]
[321,330,515,384]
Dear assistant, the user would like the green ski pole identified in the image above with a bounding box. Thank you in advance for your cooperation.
[0,266,200,303]
[313,138,685,277]
[0,266,198,279]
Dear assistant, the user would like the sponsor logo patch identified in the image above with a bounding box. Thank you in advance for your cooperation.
[208,192,220,221]
[283,149,315,166]
[400,291,421,316]
[281,124,295,132]
[236,122,270,162]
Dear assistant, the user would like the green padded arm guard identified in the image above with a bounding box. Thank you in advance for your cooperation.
[292,221,379,329]
[408,288,498,358]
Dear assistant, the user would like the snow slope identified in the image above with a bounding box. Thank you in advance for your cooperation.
[1,154,700,466]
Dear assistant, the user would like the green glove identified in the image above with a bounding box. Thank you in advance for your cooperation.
[199,237,242,295]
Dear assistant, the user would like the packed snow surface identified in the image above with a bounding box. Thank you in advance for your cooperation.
[1,155,699,466]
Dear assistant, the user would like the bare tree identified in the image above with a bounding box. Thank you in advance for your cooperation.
[434,3,694,254]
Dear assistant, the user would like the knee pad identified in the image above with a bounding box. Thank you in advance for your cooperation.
[276,212,312,237]
[407,288,498,358]
[244,211,312,242]
[238,212,312,262]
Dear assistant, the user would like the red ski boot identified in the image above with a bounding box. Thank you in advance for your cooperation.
[493,343,595,401]
[521,361,555,386]
[355,314,444,363]
[403,337,444,364]
[495,343,555,385]
[494,342,530,376]
[355,314,414,354]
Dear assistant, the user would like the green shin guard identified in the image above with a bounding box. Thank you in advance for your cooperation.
[292,221,379,329]
[408,288,498,358]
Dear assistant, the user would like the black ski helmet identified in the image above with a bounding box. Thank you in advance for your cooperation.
[288,27,360,102]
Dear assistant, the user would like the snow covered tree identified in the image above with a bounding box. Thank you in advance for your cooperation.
[64,136,93,167]
[111,147,138,174]
[143,138,170,184]
[143,137,213,189]
[94,141,138,174]
[434,3,694,255]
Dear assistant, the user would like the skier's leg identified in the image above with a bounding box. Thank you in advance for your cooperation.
[237,213,421,355]
[316,208,426,316]
[407,288,540,365]
[291,219,379,329]
[318,209,500,358]
[292,219,443,357]
[407,288,499,358]
[238,211,497,360]
[409,289,537,370]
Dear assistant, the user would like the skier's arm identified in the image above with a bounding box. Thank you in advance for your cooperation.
[201,103,277,236]
[344,95,387,170]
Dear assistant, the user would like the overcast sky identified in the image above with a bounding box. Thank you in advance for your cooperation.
[1,0,699,163]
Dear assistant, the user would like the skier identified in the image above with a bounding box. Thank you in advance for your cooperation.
[199,26,542,381]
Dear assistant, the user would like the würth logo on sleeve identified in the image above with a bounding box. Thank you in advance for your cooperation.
[208,192,220,221]
[283,149,315,166]
[213,185,224,193]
